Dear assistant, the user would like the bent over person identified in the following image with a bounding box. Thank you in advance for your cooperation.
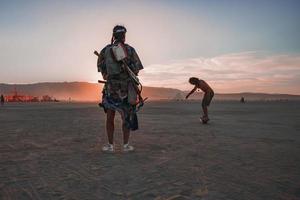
[186,77,214,124]
[96,25,144,152]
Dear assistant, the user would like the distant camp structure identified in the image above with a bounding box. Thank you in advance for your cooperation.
[41,95,58,102]
[3,88,58,102]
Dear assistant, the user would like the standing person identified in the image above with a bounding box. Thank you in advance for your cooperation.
[186,77,214,124]
[97,25,144,152]
[0,94,4,106]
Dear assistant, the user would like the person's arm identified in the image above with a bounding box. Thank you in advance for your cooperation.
[97,47,108,80]
[130,47,143,75]
[186,86,197,99]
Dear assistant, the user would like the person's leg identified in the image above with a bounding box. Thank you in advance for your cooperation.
[206,91,214,118]
[122,121,130,144]
[122,123,134,152]
[202,91,214,121]
[202,93,209,118]
[201,93,210,124]
[106,109,115,144]
[122,82,132,145]
[202,104,208,117]
[120,110,134,151]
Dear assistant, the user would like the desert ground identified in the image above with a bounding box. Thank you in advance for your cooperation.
[0,101,300,200]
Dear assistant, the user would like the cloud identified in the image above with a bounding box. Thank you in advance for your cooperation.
[140,52,300,94]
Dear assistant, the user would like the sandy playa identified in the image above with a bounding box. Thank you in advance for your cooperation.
[0,101,300,200]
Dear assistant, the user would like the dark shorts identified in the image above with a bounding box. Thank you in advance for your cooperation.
[202,90,214,107]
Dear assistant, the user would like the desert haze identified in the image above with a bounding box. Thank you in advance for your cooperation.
[1,82,300,101]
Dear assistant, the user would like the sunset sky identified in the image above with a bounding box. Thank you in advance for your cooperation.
[1,0,300,94]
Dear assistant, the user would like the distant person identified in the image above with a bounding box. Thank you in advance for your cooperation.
[240,97,245,103]
[96,25,144,152]
[0,94,4,106]
[186,77,214,123]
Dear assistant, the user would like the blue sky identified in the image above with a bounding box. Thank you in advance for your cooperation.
[0,0,300,93]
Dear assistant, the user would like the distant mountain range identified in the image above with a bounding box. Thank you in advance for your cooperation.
[0,82,299,101]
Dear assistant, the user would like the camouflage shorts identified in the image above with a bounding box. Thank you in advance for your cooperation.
[105,79,137,105]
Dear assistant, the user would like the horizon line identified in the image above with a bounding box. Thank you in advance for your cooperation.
[1,81,300,96]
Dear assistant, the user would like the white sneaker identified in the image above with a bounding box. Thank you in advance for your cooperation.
[102,143,114,153]
[123,144,134,152]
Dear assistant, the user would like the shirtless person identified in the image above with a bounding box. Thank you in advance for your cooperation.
[185,77,214,123]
